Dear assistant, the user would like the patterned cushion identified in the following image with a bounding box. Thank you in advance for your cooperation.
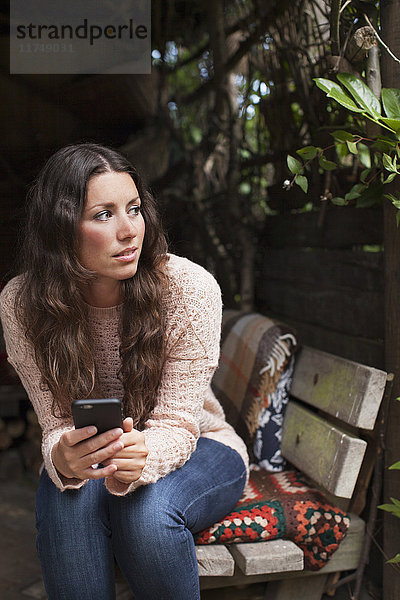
[195,469,350,571]
[253,356,294,471]
[212,311,298,466]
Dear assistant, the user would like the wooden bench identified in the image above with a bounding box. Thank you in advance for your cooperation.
[196,344,391,600]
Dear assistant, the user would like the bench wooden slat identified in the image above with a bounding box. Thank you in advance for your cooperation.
[281,401,367,498]
[290,346,387,429]
[198,514,364,583]
[229,539,303,575]
[195,545,235,577]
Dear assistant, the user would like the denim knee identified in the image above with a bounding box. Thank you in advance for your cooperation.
[110,482,185,551]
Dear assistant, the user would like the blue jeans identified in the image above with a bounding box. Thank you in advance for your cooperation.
[36,437,247,600]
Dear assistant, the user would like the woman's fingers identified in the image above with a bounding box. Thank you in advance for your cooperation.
[62,425,98,446]
[82,463,118,479]
[62,425,123,450]
[119,428,147,449]
[79,428,123,455]
[55,422,147,483]
[103,427,148,484]
[122,417,134,432]
[80,438,124,470]
[55,427,124,480]
[112,471,139,484]
[105,457,146,471]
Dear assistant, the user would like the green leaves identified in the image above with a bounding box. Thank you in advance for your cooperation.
[385,193,400,226]
[287,155,302,174]
[379,497,400,519]
[345,183,365,201]
[383,153,399,173]
[314,78,364,113]
[382,88,400,118]
[331,130,354,142]
[286,155,309,193]
[387,553,400,565]
[337,72,381,117]
[315,74,400,136]
[286,155,309,194]
[296,146,318,160]
[384,192,400,211]
[287,144,338,194]
[358,143,371,168]
[331,197,347,206]
[287,75,400,208]
[383,173,396,184]
[347,141,358,155]
[296,175,308,194]
[310,74,400,216]
[380,118,400,133]
[319,155,336,170]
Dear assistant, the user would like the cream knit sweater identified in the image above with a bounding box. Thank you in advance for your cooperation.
[0,254,249,495]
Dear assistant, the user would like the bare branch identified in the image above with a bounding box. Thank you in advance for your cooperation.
[340,0,352,14]
[364,13,400,65]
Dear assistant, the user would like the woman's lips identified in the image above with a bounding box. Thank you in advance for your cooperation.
[113,248,137,262]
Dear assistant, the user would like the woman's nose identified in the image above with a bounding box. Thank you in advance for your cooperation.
[117,214,137,240]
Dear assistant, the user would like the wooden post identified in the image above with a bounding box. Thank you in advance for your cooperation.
[381,1,400,598]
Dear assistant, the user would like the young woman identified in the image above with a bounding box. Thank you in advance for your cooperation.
[0,143,248,600]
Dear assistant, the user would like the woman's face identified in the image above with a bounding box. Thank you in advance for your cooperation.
[76,171,145,299]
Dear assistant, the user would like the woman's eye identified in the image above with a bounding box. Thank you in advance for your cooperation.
[128,205,141,216]
[94,210,112,221]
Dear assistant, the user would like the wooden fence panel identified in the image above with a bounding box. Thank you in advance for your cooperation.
[256,208,384,368]
[262,207,383,249]
[257,280,383,338]
[260,248,383,292]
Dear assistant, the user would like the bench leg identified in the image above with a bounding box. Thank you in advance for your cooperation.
[264,574,328,600]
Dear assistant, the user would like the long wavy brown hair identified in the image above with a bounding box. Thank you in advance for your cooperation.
[15,143,169,428]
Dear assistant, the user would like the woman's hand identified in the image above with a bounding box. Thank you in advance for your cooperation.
[52,426,124,480]
[105,417,148,484]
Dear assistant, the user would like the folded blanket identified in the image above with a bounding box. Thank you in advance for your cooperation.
[212,310,298,467]
[195,468,350,571]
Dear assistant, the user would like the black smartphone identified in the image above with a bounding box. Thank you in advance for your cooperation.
[72,398,123,435]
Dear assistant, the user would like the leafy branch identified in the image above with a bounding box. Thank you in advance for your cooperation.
[285,72,400,223]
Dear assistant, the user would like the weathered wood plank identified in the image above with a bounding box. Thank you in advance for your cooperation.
[281,402,367,498]
[290,346,387,429]
[195,545,234,577]
[262,208,383,249]
[265,574,328,600]
[261,248,383,293]
[229,539,303,575]
[256,279,383,339]
[253,309,384,368]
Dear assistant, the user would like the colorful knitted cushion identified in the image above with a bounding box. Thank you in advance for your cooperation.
[195,469,350,571]
[212,311,298,467]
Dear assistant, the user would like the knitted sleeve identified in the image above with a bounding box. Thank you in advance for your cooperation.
[0,278,87,491]
[105,260,223,495]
